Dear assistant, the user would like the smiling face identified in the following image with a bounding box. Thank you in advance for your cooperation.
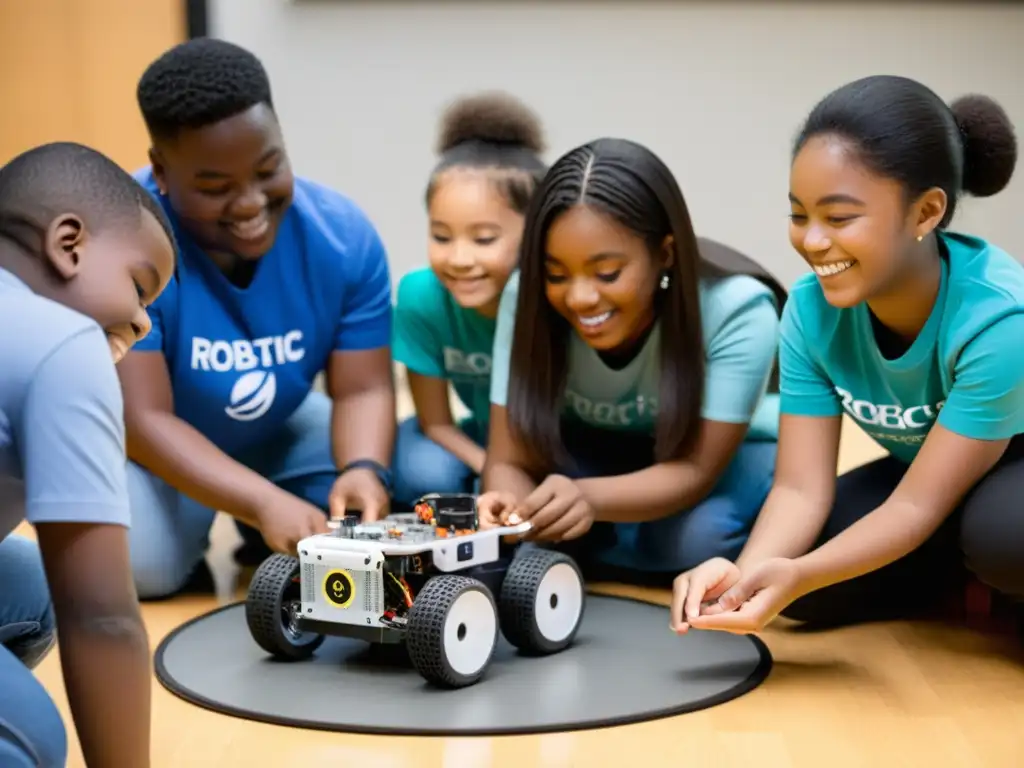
[428,169,525,317]
[788,134,942,308]
[542,204,664,353]
[150,103,294,261]
[43,206,176,363]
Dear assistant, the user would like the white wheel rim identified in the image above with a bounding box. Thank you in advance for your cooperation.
[534,563,584,643]
[443,589,496,677]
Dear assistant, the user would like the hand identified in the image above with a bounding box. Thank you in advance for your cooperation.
[476,491,519,530]
[329,468,390,523]
[255,491,330,555]
[687,557,804,634]
[516,474,596,542]
[670,557,741,634]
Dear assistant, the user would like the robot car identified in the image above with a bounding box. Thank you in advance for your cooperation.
[244,493,586,689]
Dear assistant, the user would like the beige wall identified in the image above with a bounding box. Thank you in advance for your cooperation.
[209,0,1024,291]
[0,0,184,170]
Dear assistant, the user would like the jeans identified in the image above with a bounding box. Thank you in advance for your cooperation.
[0,534,67,768]
[391,416,486,508]
[552,419,777,576]
[127,391,337,598]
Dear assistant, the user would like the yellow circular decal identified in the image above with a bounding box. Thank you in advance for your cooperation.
[322,569,355,608]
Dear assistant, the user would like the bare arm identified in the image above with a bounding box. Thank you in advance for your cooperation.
[481,403,541,501]
[576,419,753,523]
[326,347,396,469]
[406,370,485,474]
[735,413,842,569]
[37,522,150,768]
[118,350,283,525]
[794,425,1006,594]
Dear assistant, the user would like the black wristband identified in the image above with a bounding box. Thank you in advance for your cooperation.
[339,459,393,494]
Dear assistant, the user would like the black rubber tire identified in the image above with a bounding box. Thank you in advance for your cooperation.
[499,548,585,655]
[405,575,499,689]
[245,554,325,660]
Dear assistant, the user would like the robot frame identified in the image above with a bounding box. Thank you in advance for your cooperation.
[244,492,586,688]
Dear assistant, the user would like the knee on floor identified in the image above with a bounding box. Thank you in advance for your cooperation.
[960,521,1024,600]
[132,556,201,600]
[392,445,474,504]
[636,516,747,574]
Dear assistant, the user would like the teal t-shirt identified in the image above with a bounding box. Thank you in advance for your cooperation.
[392,267,497,430]
[779,232,1024,464]
[490,270,782,441]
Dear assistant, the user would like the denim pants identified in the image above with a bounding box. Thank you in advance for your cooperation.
[127,391,337,598]
[0,534,67,768]
[391,416,486,508]
[549,419,777,576]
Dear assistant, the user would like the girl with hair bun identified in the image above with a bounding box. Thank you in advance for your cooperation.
[674,75,1024,634]
[391,92,548,506]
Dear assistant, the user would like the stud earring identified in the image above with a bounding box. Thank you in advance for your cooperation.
[917,235,923,242]
[660,272,670,290]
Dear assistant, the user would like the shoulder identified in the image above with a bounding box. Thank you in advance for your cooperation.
[291,178,382,245]
[942,233,1024,349]
[397,267,448,306]
[0,286,102,381]
[286,177,388,276]
[778,272,836,338]
[499,270,521,310]
[699,273,778,337]
[395,268,451,328]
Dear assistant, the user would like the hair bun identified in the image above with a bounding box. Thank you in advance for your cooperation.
[950,94,1017,197]
[437,91,545,155]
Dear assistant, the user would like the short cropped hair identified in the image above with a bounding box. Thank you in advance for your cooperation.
[0,141,176,256]
[137,37,274,142]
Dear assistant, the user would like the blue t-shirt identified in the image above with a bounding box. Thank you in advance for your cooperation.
[780,232,1024,463]
[490,271,781,441]
[0,268,131,542]
[392,267,497,431]
[132,168,392,456]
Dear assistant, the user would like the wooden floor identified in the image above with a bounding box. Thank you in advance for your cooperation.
[27,415,1024,767]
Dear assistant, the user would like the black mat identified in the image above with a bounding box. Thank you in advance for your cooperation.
[154,594,772,737]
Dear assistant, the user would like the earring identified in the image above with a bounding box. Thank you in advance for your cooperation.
[917,235,923,242]
[660,272,670,290]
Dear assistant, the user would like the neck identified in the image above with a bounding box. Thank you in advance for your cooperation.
[866,238,943,341]
[0,243,44,292]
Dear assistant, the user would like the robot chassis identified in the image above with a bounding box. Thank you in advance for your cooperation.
[244,493,586,688]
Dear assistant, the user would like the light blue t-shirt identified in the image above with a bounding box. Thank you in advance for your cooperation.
[392,267,497,431]
[490,271,781,440]
[780,232,1024,463]
[132,168,393,456]
[0,268,131,542]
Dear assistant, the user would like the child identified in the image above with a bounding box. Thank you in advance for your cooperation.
[672,75,1024,634]
[391,92,548,507]
[121,38,396,596]
[0,142,176,767]
[478,137,787,582]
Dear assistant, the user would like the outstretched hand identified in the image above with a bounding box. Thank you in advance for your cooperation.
[685,557,804,635]
[670,557,742,634]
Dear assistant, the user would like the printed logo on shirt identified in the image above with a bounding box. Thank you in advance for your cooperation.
[564,389,657,428]
[190,331,305,422]
[443,347,491,378]
[835,386,944,446]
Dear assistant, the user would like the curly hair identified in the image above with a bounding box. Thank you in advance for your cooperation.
[136,37,274,141]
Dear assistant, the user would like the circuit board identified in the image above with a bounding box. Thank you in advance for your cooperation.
[318,513,531,556]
